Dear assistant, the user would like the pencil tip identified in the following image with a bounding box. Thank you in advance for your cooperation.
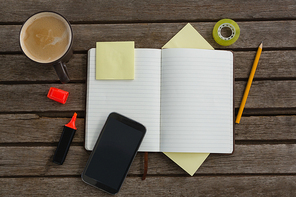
[259,42,263,48]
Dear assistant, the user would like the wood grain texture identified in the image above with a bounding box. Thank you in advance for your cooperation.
[235,116,296,140]
[1,50,296,82]
[0,84,85,112]
[0,81,295,112]
[1,176,295,196]
[0,54,86,82]
[1,114,295,143]
[1,145,296,176]
[0,114,85,143]
[0,0,295,23]
[3,21,296,52]
[235,81,296,108]
[234,50,296,79]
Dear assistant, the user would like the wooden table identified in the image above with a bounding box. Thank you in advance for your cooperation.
[1,1,296,196]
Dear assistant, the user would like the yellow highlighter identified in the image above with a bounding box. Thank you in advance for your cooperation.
[236,42,263,124]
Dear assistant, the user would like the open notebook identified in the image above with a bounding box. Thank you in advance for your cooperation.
[85,48,234,153]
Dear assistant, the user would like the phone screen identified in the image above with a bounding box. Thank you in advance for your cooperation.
[82,113,146,194]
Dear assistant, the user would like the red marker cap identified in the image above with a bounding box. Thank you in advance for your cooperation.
[47,87,69,104]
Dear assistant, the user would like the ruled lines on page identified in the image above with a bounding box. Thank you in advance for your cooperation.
[85,48,162,151]
[160,48,233,153]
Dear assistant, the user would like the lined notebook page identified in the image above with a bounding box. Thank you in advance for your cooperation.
[160,48,233,153]
[85,48,161,151]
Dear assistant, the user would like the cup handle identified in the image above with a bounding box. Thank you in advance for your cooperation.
[53,62,70,84]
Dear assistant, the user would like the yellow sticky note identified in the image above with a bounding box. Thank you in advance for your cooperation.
[96,41,134,80]
[162,23,212,176]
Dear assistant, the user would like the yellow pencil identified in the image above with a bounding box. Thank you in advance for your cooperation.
[235,42,263,124]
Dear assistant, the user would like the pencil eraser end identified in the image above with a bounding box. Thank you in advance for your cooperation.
[47,87,69,104]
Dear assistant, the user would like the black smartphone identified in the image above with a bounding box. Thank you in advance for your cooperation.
[81,112,146,194]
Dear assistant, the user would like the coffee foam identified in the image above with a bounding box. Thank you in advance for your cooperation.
[20,12,72,63]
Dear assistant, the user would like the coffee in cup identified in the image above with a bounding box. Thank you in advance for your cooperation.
[20,12,73,83]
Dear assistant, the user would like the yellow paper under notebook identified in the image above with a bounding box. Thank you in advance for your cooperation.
[162,23,213,176]
[96,41,134,80]
[162,23,214,50]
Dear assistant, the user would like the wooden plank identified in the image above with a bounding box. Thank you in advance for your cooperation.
[2,21,296,52]
[1,114,295,143]
[0,0,295,23]
[0,176,295,196]
[235,81,296,108]
[1,51,296,82]
[1,144,295,176]
[0,54,86,82]
[71,21,296,50]
[0,114,85,143]
[234,50,296,79]
[0,81,295,112]
[235,116,296,140]
[0,84,85,112]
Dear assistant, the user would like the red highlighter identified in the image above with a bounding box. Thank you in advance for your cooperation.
[53,112,77,165]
